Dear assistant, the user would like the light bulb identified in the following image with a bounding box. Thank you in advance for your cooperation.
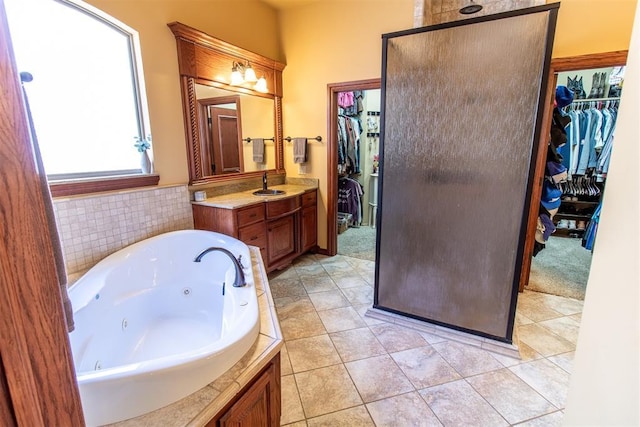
[254,76,268,93]
[230,63,244,85]
[244,63,257,83]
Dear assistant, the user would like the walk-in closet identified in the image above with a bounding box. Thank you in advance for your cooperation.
[528,64,625,301]
[336,89,381,261]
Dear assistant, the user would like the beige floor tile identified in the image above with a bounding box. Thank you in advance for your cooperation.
[534,293,584,316]
[391,345,460,389]
[317,306,366,333]
[538,317,581,345]
[340,285,374,305]
[308,290,350,311]
[509,359,571,409]
[281,375,306,425]
[419,379,509,426]
[418,330,448,345]
[275,296,316,318]
[280,310,327,340]
[569,313,582,323]
[282,422,308,427]
[296,263,328,278]
[492,342,543,367]
[330,273,370,289]
[432,340,504,377]
[293,254,319,266]
[345,354,414,402]
[270,277,307,299]
[516,296,564,323]
[466,368,558,424]
[295,364,363,418]
[369,323,429,353]
[353,304,386,326]
[366,391,442,426]
[281,343,294,376]
[315,254,349,264]
[547,351,575,374]
[301,276,339,294]
[306,405,374,427]
[287,334,342,373]
[330,327,386,362]
[269,267,299,280]
[513,410,564,426]
[516,312,535,325]
[517,324,575,357]
[321,261,354,275]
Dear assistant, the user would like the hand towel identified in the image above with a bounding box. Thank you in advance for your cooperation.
[293,137,307,164]
[252,138,264,163]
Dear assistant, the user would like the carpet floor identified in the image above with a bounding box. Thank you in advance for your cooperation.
[337,228,592,300]
[527,236,592,300]
[337,226,377,261]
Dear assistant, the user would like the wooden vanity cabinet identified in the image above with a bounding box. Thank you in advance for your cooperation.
[300,189,317,254]
[192,189,317,273]
[207,352,281,427]
[265,196,300,269]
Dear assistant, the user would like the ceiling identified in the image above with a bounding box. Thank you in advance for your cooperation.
[260,0,319,10]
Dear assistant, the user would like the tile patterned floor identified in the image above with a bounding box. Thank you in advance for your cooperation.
[270,254,583,427]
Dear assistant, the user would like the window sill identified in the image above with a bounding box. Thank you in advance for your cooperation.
[49,174,160,198]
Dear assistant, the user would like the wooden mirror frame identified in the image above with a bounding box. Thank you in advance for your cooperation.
[168,22,286,185]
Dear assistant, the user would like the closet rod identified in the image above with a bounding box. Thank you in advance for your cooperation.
[243,137,275,143]
[571,96,621,103]
[285,136,323,143]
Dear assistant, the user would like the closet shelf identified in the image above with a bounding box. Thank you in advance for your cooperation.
[560,200,599,206]
[554,213,591,220]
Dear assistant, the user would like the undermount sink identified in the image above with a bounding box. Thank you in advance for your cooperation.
[253,189,286,196]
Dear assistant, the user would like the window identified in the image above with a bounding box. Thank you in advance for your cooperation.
[5,0,157,194]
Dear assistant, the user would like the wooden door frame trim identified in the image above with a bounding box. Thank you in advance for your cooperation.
[325,78,381,256]
[518,50,628,292]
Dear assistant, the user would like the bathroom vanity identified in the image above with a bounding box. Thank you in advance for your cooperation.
[192,184,317,272]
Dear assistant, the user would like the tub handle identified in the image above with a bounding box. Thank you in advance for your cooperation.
[238,255,246,270]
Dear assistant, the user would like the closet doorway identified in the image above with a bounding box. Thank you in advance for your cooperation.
[521,51,627,314]
[326,79,380,258]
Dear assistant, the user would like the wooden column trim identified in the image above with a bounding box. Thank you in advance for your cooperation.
[0,3,85,424]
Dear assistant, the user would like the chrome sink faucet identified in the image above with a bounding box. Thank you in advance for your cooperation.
[263,171,268,190]
[193,247,247,287]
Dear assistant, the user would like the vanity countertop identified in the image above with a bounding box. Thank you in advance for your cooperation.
[109,247,282,427]
[192,183,316,210]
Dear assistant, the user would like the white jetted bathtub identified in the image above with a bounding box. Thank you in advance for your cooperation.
[68,230,260,426]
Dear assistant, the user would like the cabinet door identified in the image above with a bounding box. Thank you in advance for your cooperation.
[300,205,317,253]
[217,359,280,427]
[266,215,296,264]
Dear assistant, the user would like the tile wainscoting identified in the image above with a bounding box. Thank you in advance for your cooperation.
[53,185,193,278]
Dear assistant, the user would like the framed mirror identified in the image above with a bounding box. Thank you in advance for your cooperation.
[168,21,286,184]
[195,84,277,175]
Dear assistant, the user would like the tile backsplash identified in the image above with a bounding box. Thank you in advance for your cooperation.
[53,185,193,278]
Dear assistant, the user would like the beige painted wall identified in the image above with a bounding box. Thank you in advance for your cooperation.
[279,0,414,249]
[552,0,637,57]
[85,0,282,185]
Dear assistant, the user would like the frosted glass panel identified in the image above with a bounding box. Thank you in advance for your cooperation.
[376,11,552,339]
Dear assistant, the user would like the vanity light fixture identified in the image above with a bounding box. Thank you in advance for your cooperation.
[231,60,267,92]
[231,60,258,84]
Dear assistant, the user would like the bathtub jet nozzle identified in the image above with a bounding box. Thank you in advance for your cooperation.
[194,247,247,287]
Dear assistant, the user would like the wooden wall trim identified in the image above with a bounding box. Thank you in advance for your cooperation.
[49,174,160,197]
[551,50,628,72]
[0,3,85,424]
[326,78,381,256]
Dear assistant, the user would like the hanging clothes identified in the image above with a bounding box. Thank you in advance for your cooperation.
[337,114,362,175]
[338,176,364,226]
[562,99,619,179]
